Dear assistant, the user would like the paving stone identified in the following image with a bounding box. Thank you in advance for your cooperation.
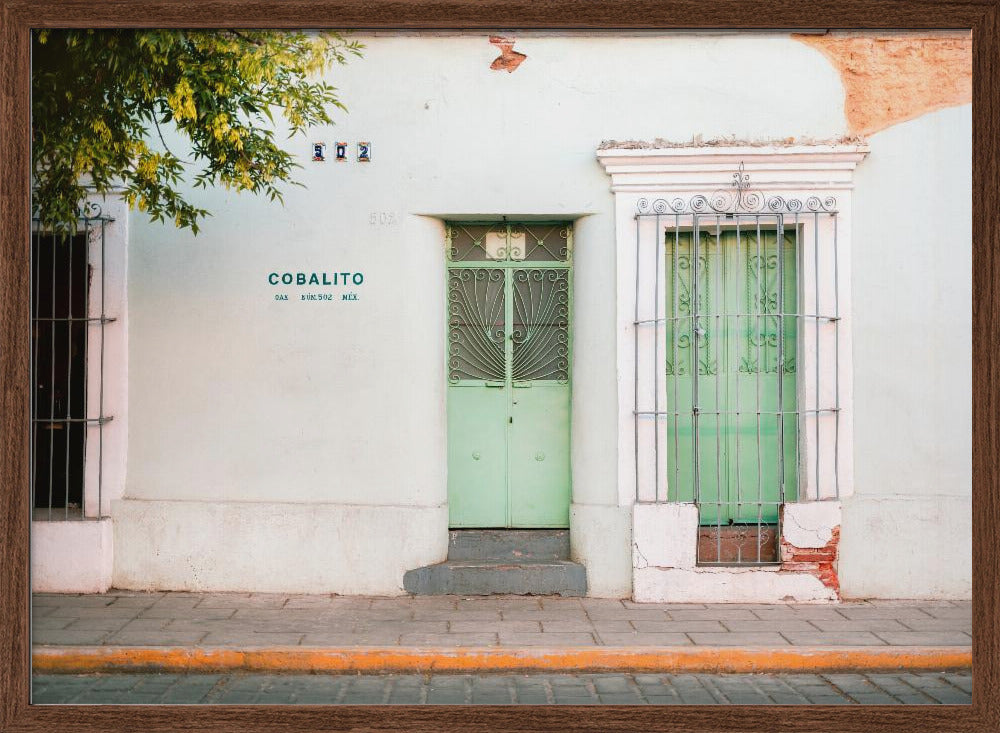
[146,596,204,611]
[807,618,911,632]
[45,605,140,618]
[688,632,790,646]
[623,601,708,610]
[596,632,692,646]
[836,607,934,620]
[138,606,237,620]
[38,595,116,607]
[400,632,498,647]
[299,633,401,646]
[498,632,596,646]
[585,609,671,621]
[411,609,500,621]
[538,620,598,632]
[451,620,540,633]
[105,630,208,646]
[117,618,173,632]
[107,595,162,609]
[668,609,758,621]
[64,617,133,631]
[943,672,973,694]
[897,673,972,704]
[499,609,590,621]
[722,619,816,632]
[781,631,887,646]
[199,632,304,647]
[916,606,973,620]
[33,628,113,645]
[874,631,972,646]
[355,620,448,634]
[586,620,636,633]
[898,617,973,631]
[752,609,845,622]
[628,620,727,633]
[31,616,75,631]
[463,597,543,610]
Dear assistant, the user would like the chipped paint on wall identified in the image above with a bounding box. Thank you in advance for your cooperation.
[794,32,971,136]
[489,36,527,73]
[779,503,842,597]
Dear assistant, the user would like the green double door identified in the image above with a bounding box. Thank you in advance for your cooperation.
[665,227,798,524]
[446,223,572,528]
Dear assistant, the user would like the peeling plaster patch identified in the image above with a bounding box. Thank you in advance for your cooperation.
[781,501,840,548]
[489,36,527,73]
[598,135,864,151]
[793,32,972,136]
[781,521,841,598]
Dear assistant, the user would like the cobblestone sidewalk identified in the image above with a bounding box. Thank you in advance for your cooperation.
[32,593,972,649]
[32,671,973,705]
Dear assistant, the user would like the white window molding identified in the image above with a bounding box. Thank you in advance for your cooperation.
[598,144,869,510]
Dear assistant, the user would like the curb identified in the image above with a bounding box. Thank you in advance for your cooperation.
[32,646,972,675]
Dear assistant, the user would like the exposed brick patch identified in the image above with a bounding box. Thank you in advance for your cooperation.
[780,525,841,597]
[793,32,971,136]
[489,36,527,73]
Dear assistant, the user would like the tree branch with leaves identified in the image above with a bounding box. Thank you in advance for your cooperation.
[32,29,363,233]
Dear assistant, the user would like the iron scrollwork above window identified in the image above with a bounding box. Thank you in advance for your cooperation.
[637,162,837,216]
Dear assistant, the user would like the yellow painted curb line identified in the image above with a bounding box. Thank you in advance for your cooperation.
[32,646,972,675]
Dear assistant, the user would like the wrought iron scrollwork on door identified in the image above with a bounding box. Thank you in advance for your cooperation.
[448,269,505,381]
[511,269,570,382]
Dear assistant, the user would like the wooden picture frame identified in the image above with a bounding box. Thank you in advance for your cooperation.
[1,1,996,730]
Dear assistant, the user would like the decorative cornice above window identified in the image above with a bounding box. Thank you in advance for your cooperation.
[595,144,870,195]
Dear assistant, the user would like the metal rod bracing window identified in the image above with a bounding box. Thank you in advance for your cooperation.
[633,165,841,566]
[30,208,115,521]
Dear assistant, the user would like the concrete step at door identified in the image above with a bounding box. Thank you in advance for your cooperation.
[402,559,587,597]
[447,529,570,562]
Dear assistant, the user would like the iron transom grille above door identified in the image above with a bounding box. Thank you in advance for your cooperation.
[633,165,842,565]
[446,222,572,529]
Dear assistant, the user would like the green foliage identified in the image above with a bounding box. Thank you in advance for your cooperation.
[32,29,363,233]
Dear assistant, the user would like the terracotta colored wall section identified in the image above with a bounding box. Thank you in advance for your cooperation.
[794,33,971,136]
[781,526,841,597]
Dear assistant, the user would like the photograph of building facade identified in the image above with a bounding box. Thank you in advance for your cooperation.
[31,30,972,606]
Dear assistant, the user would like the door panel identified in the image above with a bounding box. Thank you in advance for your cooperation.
[447,385,509,527]
[509,384,571,526]
[666,228,797,524]
[446,224,572,529]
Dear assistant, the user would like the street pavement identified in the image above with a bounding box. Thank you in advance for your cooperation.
[31,671,973,705]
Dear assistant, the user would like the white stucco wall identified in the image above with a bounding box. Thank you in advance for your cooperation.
[839,104,972,599]
[119,32,949,596]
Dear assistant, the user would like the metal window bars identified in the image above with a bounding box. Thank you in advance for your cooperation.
[30,203,114,521]
[633,164,841,565]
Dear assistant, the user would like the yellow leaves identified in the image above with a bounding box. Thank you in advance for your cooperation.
[210,113,232,141]
[167,78,197,122]
[90,118,112,144]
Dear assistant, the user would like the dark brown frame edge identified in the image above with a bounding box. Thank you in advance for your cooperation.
[1,1,996,731]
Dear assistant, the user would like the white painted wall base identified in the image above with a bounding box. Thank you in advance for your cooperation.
[569,503,632,598]
[112,499,448,595]
[634,565,835,604]
[32,519,113,593]
[838,494,971,600]
[631,503,838,603]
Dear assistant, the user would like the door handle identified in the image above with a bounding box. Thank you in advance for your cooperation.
[513,382,532,388]
[485,381,505,388]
